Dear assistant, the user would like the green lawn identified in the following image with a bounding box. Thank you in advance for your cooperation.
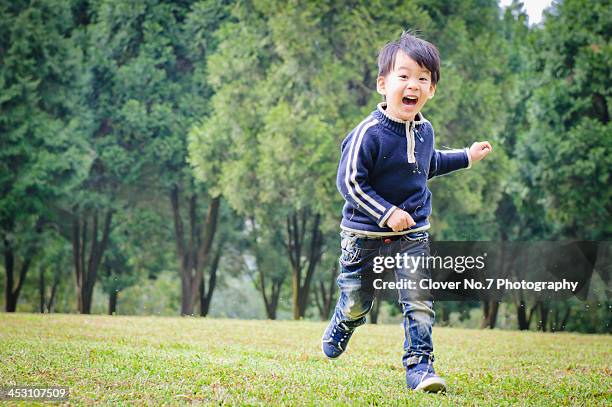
[0,313,610,405]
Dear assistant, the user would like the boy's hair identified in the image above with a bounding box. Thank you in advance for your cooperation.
[377,31,440,85]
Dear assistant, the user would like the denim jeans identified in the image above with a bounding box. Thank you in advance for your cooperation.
[331,230,435,368]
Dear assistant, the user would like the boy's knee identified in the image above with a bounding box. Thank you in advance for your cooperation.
[343,299,374,321]
[401,300,435,319]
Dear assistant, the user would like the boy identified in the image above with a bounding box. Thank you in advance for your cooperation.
[321,32,492,393]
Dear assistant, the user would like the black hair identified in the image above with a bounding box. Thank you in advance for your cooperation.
[377,31,440,85]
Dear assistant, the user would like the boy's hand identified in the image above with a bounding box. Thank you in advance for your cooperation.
[386,208,416,232]
[469,141,493,163]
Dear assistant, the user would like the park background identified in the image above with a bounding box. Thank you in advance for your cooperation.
[2,0,611,404]
[1,0,610,330]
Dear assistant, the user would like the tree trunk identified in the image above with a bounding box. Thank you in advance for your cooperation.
[200,243,222,317]
[538,301,548,331]
[527,303,538,327]
[288,213,303,320]
[286,210,323,319]
[481,301,489,328]
[249,216,285,320]
[3,232,16,312]
[47,275,59,313]
[549,303,571,332]
[256,258,284,320]
[73,209,113,314]
[171,185,220,316]
[39,266,46,313]
[516,300,530,330]
[3,228,35,312]
[108,289,118,315]
[559,306,571,331]
[509,243,530,330]
[551,306,560,332]
[489,301,500,328]
[266,277,283,320]
[481,300,499,329]
[438,303,450,326]
[261,275,283,320]
[482,239,512,329]
[315,263,338,321]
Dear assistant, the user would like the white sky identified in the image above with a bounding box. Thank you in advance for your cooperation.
[499,0,554,25]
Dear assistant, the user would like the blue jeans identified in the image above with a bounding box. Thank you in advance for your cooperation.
[331,230,435,368]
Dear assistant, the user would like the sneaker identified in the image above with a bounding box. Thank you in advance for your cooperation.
[321,320,355,359]
[406,358,446,393]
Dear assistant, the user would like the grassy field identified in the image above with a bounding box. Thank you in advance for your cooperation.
[0,313,610,405]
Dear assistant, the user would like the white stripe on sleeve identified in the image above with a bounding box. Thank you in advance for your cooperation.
[344,118,385,219]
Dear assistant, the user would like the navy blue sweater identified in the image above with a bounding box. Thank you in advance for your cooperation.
[337,104,471,236]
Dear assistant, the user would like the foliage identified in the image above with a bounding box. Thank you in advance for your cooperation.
[0,0,91,238]
[515,0,611,240]
[0,0,609,331]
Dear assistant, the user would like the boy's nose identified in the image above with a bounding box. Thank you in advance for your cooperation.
[406,81,419,89]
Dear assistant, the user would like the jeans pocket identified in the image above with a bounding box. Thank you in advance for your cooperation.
[340,236,362,266]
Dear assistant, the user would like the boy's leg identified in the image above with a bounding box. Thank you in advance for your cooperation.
[322,231,379,358]
[394,236,446,392]
[330,271,375,328]
[400,300,435,367]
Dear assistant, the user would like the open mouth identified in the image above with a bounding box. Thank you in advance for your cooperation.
[402,96,418,106]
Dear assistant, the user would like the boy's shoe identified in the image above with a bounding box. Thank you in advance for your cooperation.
[406,358,446,393]
[321,319,355,359]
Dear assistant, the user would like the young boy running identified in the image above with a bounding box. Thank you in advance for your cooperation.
[321,31,492,393]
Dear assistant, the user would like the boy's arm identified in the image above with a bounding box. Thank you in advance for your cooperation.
[337,125,397,227]
[428,141,493,179]
[427,148,471,179]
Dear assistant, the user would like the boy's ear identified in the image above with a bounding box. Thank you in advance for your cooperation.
[376,76,386,96]
[428,83,436,99]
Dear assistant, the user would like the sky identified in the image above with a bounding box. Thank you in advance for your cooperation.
[499,0,554,25]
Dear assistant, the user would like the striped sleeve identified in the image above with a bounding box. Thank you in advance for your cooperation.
[428,148,471,179]
[427,126,471,179]
[336,117,397,227]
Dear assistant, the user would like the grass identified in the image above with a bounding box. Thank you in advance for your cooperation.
[0,313,610,405]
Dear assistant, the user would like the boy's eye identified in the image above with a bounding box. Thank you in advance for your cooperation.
[419,77,428,81]
[399,75,408,79]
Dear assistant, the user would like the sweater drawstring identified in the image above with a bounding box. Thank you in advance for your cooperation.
[406,121,417,165]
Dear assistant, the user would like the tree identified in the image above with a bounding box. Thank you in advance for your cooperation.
[194,198,245,317]
[190,0,440,319]
[502,0,611,331]
[313,252,339,321]
[249,221,289,320]
[0,0,91,311]
[82,0,231,315]
[516,0,611,241]
[98,209,147,315]
[36,230,72,313]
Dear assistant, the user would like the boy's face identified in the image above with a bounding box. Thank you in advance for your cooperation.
[376,50,436,121]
